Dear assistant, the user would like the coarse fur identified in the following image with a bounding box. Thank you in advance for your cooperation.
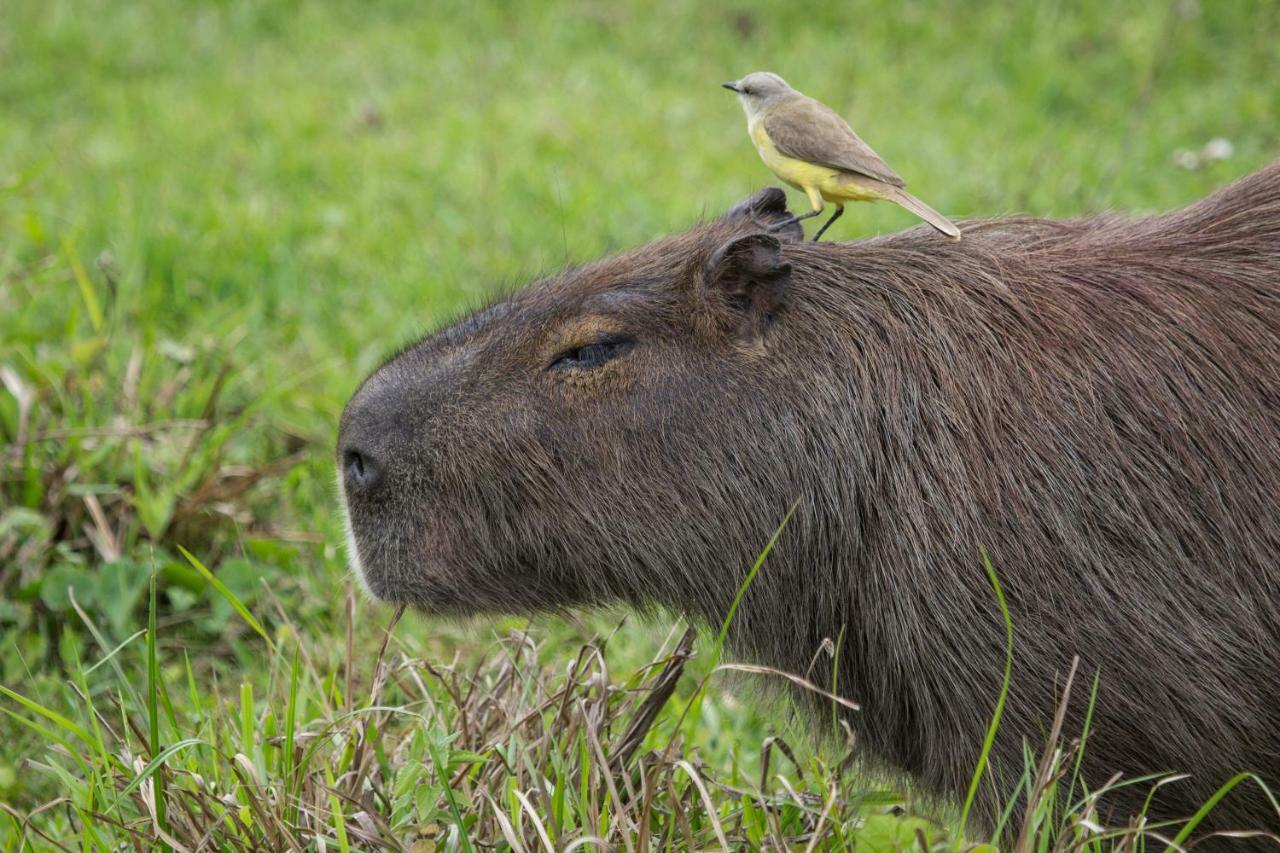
[339,165,1280,841]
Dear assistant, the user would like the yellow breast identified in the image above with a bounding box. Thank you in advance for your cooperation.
[747,119,887,204]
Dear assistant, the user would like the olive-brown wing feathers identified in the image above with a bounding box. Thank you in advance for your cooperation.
[764,96,906,188]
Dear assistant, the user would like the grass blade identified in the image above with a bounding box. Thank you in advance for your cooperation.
[958,549,1015,838]
[0,705,95,780]
[426,734,477,853]
[324,763,351,853]
[109,739,208,812]
[281,643,300,825]
[62,237,103,333]
[711,497,801,664]
[1167,772,1280,848]
[178,545,275,650]
[679,497,800,741]
[0,685,92,744]
[146,570,170,848]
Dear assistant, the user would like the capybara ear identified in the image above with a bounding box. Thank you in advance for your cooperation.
[704,232,790,344]
[725,187,803,242]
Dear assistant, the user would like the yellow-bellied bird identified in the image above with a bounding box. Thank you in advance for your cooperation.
[724,72,960,242]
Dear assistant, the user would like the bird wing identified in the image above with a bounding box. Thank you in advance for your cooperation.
[764,96,906,188]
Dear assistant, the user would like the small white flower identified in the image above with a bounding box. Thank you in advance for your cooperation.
[1202,137,1234,162]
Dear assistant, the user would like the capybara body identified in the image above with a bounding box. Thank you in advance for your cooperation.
[340,165,1280,839]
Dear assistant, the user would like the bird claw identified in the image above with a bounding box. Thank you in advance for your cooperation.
[743,211,804,242]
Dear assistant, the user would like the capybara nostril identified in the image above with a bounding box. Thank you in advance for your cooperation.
[342,447,382,494]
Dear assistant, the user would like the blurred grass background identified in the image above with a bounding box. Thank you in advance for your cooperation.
[2,0,1278,845]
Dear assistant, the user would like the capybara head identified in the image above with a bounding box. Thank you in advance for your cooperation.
[339,189,811,618]
[340,166,1280,840]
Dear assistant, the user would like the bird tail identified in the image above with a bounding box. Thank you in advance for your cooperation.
[886,188,962,241]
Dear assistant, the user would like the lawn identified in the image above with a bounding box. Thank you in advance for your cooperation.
[2,0,1277,848]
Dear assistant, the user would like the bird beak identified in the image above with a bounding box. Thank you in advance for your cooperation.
[722,82,739,93]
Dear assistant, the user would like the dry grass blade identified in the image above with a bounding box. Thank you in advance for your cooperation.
[344,604,405,803]
[580,698,636,851]
[0,799,77,853]
[482,792,528,853]
[0,364,34,458]
[82,492,121,561]
[609,626,695,772]
[170,448,308,527]
[673,760,731,851]
[1015,655,1080,852]
[512,789,555,853]
[802,783,839,852]
[712,662,861,711]
[760,735,805,792]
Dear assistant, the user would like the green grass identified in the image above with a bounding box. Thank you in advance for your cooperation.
[2,0,1279,848]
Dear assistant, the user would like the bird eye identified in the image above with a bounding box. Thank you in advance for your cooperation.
[549,336,634,371]
[741,86,753,95]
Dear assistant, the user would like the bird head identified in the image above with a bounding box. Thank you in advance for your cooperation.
[722,72,793,117]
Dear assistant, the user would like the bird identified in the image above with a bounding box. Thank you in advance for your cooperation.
[723,72,960,242]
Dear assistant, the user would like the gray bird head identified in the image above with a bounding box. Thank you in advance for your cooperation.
[722,72,794,118]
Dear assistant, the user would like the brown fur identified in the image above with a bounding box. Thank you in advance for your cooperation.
[340,165,1280,840]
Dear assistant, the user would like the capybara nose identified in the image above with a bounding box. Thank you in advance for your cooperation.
[342,445,383,495]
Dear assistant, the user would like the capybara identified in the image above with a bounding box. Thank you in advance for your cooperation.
[339,165,1280,840]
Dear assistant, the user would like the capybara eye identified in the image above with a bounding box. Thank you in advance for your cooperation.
[549,336,634,371]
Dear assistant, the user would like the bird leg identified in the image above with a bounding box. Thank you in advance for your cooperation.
[812,206,844,242]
